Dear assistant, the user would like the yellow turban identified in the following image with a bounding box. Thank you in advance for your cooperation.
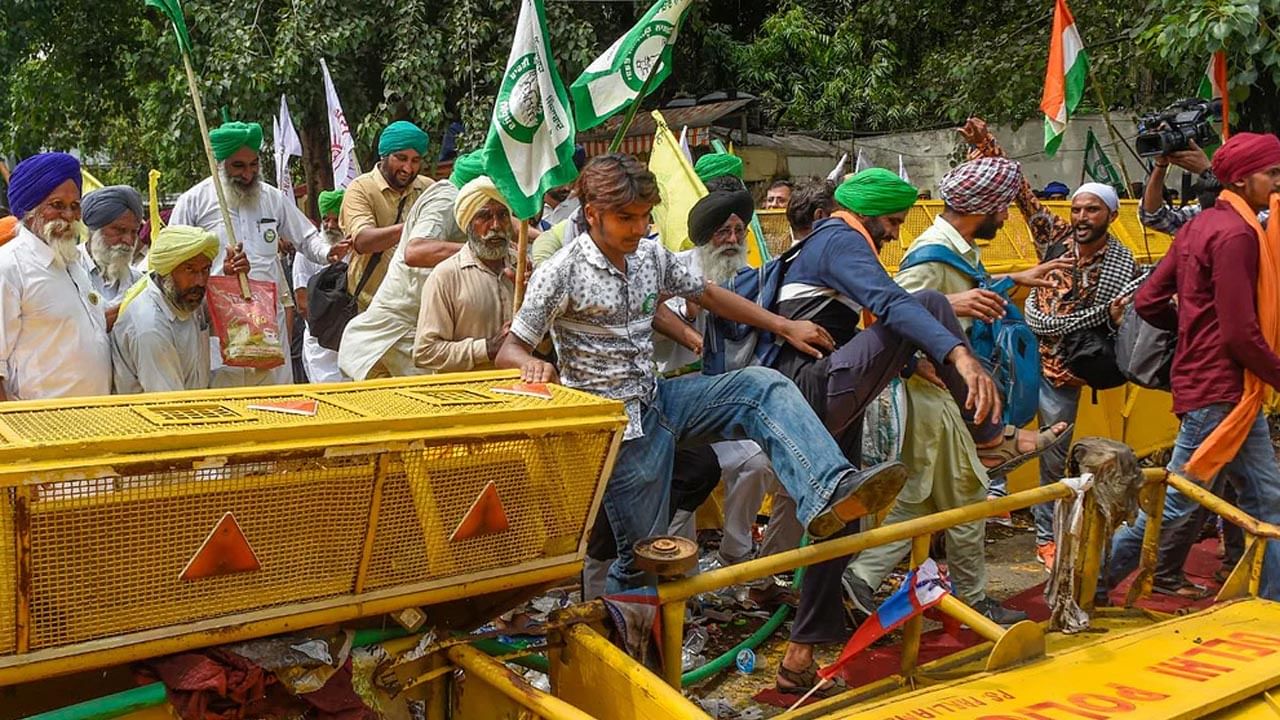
[454,176,510,231]
[148,225,221,275]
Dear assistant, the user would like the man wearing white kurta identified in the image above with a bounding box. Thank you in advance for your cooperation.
[0,152,111,401]
[338,150,487,380]
[170,120,331,387]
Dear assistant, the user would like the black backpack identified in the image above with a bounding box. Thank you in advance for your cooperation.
[304,196,406,351]
[306,255,380,351]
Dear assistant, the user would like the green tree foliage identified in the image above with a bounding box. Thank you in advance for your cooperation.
[0,0,603,192]
[1140,0,1280,130]
[712,0,1266,135]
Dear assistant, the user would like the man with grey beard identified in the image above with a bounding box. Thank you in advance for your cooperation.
[412,177,515,373]
[81,185,145,330]
[111,226,219,393]
[170,120,336,387]
[0,152,111,400]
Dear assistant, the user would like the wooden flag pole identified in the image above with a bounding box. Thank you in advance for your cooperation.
[1088,69,1134,197]
[513,221,530,313]
[607,64,661,153]
[180,52,251,299]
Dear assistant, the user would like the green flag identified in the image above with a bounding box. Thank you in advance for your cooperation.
[570,0,695,131]
[484,0,578,221]
[1083,129,1122,188]
[145,0,193,54]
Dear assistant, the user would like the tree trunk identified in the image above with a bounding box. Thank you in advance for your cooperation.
[298,119,333,223]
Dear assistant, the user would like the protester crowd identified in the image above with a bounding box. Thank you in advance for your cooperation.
[3,115,1279,699]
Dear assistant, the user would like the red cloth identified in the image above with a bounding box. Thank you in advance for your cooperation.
[1210,132,1280,184]
[1135,200,1280,415]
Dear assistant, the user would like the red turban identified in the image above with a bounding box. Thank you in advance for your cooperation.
[1211,132,1280,184]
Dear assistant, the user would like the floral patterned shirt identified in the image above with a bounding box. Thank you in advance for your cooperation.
[512,232,706,439]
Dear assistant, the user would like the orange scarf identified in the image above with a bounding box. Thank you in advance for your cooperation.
[832,210,880,327]
[1183,193,1280,481]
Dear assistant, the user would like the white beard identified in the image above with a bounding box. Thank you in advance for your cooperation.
[89,230,135,283]
[27,214,82,270]
[698,243,748,285]
[322,227,344,246]
[219,166,262,210]
[469,230,511,261]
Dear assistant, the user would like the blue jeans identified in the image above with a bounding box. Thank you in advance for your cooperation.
[1105,404,1280,601]
[1034,378,1080,545]
[601,367,854,592]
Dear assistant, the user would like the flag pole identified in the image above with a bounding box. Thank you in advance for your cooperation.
[514,221,530,313]
[179,52,251,299]
[1087,69,1134,197]
[607,65,660,153]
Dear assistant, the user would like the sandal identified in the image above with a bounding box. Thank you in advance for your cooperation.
[775,661,848,699]
[979,423,1074,477]
[1151,580,1211,600]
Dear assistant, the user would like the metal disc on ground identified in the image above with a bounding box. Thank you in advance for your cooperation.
[633,535,698,577]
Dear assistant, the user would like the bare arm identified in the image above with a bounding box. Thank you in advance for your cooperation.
[352,224,404,255]
[404,238,463,268]
[495,334,559,383]
[652,303,702,354]
[1143,162,1170,214]
[696,284,834,358]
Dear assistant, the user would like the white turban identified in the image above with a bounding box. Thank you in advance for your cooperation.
[454,176,510,231]
[1073,182,1120,212]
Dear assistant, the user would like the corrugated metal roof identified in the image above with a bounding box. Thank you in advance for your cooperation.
[578,99,754,142]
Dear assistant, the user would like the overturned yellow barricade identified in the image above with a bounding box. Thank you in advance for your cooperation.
[0,371,625,685]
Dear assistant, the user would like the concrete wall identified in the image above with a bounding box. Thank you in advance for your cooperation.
[794,115,1194,197]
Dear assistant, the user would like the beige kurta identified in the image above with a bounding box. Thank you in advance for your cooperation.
[340,166,430,310]
[413,243,514,373]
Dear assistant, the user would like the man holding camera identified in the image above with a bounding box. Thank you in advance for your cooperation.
[1109,132,1280,603]
[1140,141,1217,234]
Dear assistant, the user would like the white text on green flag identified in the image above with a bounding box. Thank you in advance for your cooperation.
[484,0,578,220]
[570,0,694,131]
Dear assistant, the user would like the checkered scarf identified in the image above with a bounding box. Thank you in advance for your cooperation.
[1025,237,1143,337]
[938,157,1022,215]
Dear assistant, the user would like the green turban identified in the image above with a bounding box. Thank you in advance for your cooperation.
[449,150,487,189]
[210,121,263,162]
[834,168,919,217]
[694,153,744,183]
[378,120,429,158]
[317,190,345,218]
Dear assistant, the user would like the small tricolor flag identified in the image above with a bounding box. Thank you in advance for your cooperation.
[1040,0,1088,157]
[820,559,950,682]
[1198,50,1230,140]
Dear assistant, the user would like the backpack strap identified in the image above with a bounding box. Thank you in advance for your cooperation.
[898,243,985,280]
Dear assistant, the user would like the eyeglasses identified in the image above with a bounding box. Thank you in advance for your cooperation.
[712,224,747,241]
[41,199,82,217]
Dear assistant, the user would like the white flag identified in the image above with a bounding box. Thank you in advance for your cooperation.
[854,148,868,173]
[321,59,360,188]
[678,125,692,164]
[827,153,848,182]
[898,154,910,184]
[484,0,578,220]
[274,94,303,194]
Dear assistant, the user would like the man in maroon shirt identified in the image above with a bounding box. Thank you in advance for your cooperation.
[1103,132,1280,602]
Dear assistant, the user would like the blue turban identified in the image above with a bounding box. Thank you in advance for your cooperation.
[378,121,429,158]
[82,185,144,230]
[7,152,82,219]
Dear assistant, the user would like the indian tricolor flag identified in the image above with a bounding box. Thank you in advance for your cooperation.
[1040,0,1088,157]
[1198,51,1230,139]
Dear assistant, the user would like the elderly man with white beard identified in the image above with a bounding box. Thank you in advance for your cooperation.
[81,185,145,330]
[656,189,804,576]
[170,120,338,387]
[0,152,112,400]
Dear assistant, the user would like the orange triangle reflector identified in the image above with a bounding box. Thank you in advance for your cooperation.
[180,512,262,581]
[450,481,510,542]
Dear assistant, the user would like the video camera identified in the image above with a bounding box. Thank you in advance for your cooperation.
[1135,98,1222,157]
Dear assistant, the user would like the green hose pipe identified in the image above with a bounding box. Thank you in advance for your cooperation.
[681,538,811,687]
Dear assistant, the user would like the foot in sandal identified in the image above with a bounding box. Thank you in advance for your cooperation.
[976,422,1072,476]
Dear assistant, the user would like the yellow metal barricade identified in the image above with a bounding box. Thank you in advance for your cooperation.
[0,371,625,685]
[756,200,1173,272]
